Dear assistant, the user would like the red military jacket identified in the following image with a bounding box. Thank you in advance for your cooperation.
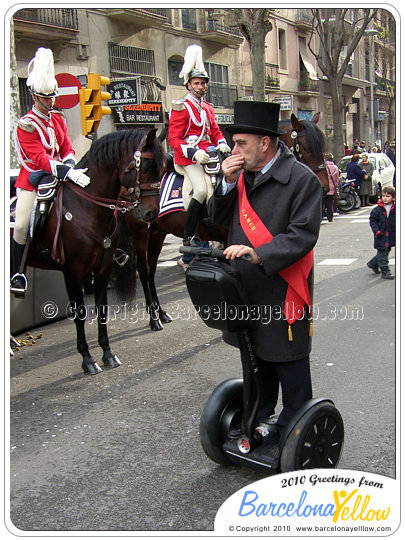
[14,107,76,192]
[168,93,227,166]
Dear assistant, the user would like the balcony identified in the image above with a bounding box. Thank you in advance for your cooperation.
[106,8,172,29]
[294,8,313,31]
[201,19,243,47]
[206,82,238,109]
[13,8,79,41]
[265,63,280,91]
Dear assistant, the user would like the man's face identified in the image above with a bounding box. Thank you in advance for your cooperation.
[187,77,208,98]
[33,94,55,114]
[231,133,267,172]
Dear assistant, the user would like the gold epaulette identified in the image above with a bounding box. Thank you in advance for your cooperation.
[17,117,35,133]
[171,97,186,112]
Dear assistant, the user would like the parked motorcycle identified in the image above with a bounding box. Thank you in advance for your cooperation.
[337,180,361,212]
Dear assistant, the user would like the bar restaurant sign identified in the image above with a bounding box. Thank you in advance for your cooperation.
[112,102,164,125]
[108,77,164,124]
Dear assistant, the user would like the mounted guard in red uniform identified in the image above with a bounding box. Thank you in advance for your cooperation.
[11,47,90,296]
[168,44,230,245]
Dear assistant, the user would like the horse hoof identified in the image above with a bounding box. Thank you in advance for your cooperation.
[84,362,103,375]
[159,312,172,324]
[150,319,164,331]
[102,354,121,369]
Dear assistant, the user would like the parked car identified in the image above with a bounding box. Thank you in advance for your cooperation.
[337,153,395,201]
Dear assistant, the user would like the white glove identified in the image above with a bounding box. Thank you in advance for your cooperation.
[67,167,91,188]
[193,150,210,164]
[217,143,231,154]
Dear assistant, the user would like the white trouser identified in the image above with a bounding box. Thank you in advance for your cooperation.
[175,163,213,210]
[13,189,36,245]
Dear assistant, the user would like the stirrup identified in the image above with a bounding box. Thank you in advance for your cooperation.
[10,273,27,297]
[190,235,202,246]
[113,248,129,267]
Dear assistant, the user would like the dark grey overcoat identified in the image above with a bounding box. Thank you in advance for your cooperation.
[208,143,322,362]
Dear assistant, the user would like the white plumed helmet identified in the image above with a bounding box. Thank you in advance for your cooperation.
[179,44,209,85]
[26,47,58,97]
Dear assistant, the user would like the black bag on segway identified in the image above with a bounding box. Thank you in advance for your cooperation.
[185,257,251,332]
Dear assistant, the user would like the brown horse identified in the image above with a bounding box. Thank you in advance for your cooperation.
[20,128,165,373]
[278,112,330,194]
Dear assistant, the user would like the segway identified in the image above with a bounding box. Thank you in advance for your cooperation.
[180,246,344,473]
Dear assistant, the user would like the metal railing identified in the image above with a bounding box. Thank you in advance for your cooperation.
[13,8,79,30]
[206,83,238,108]
[205,19,242,37]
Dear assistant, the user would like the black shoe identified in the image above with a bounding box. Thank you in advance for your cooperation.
[10,273,27,297]
[367,262,380,274]
[381,272,395,280]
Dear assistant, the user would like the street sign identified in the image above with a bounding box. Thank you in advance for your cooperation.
[55,73,82,109]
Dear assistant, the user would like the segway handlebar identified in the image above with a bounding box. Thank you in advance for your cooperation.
[179,245,252,261]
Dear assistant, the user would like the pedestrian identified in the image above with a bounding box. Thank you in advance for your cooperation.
[367,186,395,279]
[346,153,366,192]
[386,144,396,186]
[324,154,340,222]
[208,100,322,438]
[168,44,230,246]
[344,144,351,156]
[11,47,90,296]
[359,153,374,206]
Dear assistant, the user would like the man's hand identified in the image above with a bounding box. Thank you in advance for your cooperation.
[193,149,210,164]
[223,244,261,264]
[66,167,91,188]
[216,143,231,155]
[221,154,245,184]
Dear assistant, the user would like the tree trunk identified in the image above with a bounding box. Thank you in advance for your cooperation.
[250,25,266,101]
[328,73,345,161]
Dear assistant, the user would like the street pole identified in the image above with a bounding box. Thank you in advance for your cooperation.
[366,29,379,148]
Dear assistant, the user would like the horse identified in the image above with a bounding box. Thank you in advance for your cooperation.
[15,127,165,374]
[278,112,330,195]
[118,115,330,331]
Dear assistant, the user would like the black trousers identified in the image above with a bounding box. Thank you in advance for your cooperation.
[255,356,312,429]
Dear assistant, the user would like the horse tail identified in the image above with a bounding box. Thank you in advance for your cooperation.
[111,213,138,303]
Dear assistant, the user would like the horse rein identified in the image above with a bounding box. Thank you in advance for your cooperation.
[65,143,161,213]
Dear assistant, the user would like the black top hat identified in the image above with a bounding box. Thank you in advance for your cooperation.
[226,101,283,137]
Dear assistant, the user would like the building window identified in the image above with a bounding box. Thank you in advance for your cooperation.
[278,28,287,70]
[182,9,196,30]
[168,58,184,86]
[18,78,32,115]
[108,42,155,76]
[205,63,237,108]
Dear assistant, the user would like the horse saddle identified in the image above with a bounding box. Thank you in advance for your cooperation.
[28,171,60,241]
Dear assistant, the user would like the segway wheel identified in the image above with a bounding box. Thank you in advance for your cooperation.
[280,402,344,472]
[199,378,243,465]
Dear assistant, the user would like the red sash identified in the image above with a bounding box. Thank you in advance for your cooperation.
[237,171,313,340]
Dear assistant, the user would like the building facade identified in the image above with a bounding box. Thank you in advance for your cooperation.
[11,7,395,159]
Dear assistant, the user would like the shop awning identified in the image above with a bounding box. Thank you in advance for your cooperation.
[299,41,318,81]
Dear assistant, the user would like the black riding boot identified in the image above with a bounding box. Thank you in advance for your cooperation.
[10,239,28,297]
[183,198,202,246]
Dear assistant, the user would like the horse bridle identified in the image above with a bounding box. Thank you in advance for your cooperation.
[120,147,161,208]
[289,129,327,174]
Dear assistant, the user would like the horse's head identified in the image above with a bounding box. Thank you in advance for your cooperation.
[119,128,166,223]
[279,113,329,194]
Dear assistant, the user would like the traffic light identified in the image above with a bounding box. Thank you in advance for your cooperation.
[79,73,112,138]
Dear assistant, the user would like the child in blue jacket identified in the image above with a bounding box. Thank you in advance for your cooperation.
[367,186,396,279]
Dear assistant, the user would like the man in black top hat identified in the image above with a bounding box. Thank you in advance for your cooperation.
[208,101,323,436]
